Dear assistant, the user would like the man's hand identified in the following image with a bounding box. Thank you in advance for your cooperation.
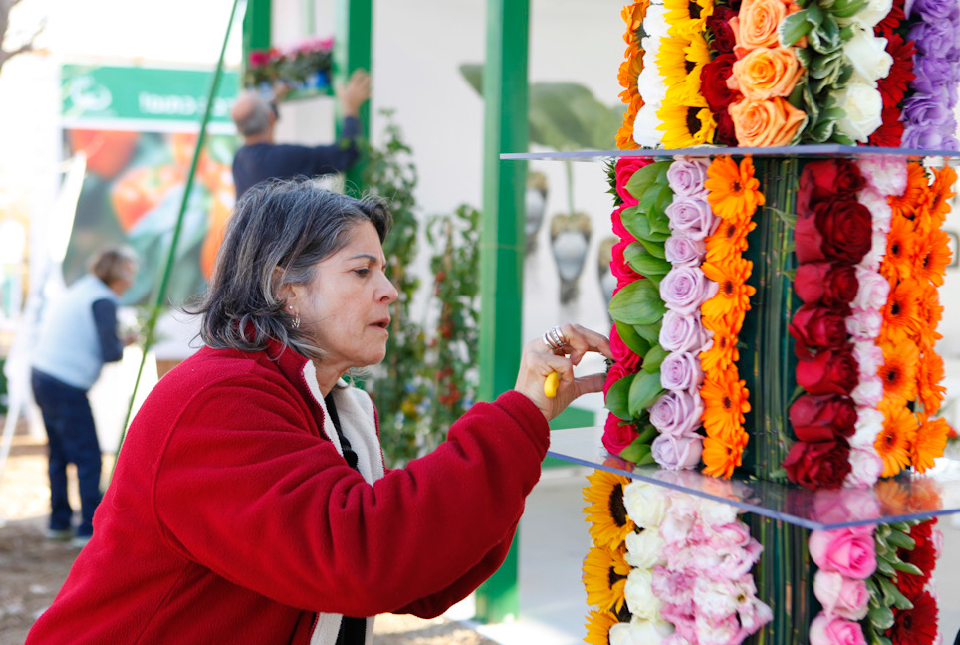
[338,69,372,117]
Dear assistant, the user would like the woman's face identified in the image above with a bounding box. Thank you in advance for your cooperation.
[288,221,398,378]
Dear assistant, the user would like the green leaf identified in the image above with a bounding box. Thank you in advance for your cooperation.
[620,440,655,465]
[628,370,665,415]
[616,319,652,356]
[779,11,814,46]
[637,236,667,259]
[636,181,663,215]
[626,162,670,201]
[891,560,923,576]
[829,0,867,19]
[642,345,670,373]
[886,530,916,550]
[624,242,671,276]
[606,373,635,420]
[867,605,895,631]
[634,320,663,344]
[609,279,667,326]
[875,557,895,576]
[635,423,658,444]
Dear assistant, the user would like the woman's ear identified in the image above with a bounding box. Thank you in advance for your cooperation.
[273,267,297,309]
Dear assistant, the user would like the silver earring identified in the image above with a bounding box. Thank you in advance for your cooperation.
[293,314,300,329]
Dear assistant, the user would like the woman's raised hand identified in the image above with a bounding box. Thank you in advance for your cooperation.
[514,323,612,422]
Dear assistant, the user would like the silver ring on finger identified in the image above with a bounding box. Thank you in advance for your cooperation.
[543,326,567,351]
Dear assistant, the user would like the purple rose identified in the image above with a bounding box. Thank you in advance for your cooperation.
[648,389,704,435]
[659,310,711,352]
[666,157,710,197]
[651,433,703,470]
[659,266,717,315]
[910,0,959,22]
[664,234,706,267]
[665,197,717,241]
[908,20,959,58]
[903,92,952,127]
[659,351,704,392]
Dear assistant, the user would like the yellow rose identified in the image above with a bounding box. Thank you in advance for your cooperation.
[728,46,805,100]
[729,97,807,147]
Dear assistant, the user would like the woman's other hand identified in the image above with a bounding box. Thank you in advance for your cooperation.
[514,324,612,422]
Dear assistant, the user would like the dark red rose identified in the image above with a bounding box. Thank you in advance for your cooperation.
[867,108,905,147]
[796,345,859,395]
[896,520,937,597]
[611,240,640,288]
[879,35,915,108]
[603,412,639,455]
[603,362,628,397]
[794,262,859,306]
[783,439,851,490]
[790,303,852,351]
[701,54,739,110]
[789,394,857,442]
[616,157,653,207]
[889,589,938,645]
[707,6,738,54]
[713,109,738,146]
[611,324,642,372]
[797,160,865,215]
[794,197,872,265]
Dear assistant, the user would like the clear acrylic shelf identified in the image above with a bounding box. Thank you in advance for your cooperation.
[549,427,960,530]
[501,144,960,163]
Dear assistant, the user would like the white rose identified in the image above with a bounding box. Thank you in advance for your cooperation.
[832,82,883,142]
[625,528,666,569]
[852,407,884,448]
[844,448,884,488]
[843,29,893,84]
[609,618,675,645]
[624,568,662,620]
[837,0,893,28]
[623,481,667,528]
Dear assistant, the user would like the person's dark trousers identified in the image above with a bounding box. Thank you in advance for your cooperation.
[30,368,103,538]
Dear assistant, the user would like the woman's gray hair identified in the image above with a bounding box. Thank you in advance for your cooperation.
[194,179,392,360]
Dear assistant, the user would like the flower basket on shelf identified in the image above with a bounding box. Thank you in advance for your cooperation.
[243,37,334,95]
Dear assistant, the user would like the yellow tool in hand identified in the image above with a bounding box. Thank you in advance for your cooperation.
[544,371,560,398]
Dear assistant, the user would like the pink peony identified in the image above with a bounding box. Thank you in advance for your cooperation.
[809,526,877,579]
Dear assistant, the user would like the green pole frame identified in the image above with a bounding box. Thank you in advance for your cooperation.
[334,0,372,193]
[473,0,529,624]
[242,0,272,55]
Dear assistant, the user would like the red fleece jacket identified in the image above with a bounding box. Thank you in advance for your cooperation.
[26,342,550,645]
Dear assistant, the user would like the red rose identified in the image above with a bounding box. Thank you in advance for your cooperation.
[796,345,858,395]
[707,6,738,54]
[603,362,628,397]
[867,109,905,147]
[797,160,865,215]
[611,241,640,289]
[790,303,851,351]
[783,439,851,490]
[895,520,936,597]
[713,108,738,146]
[612,204,636,243]
[789,394,857,442]
[603,412,639,455]
[701,54,739,111]
[794,262,859,305]
[794,197,872,265]
[616,157,653,207]
[611,325,642,372]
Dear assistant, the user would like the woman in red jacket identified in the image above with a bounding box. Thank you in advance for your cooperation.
[26,179,610,645]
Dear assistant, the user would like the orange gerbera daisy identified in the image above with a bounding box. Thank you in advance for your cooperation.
[705,217,758,264]
[618,54,644,104]
[879,278,923,345]
[622,0,649,49]
[917,350,946,415]
[699,330,740,377]
[917,164,957,233]
[876,398,918,478]
[915,281,944,351]
[615,96,643,150]
[701,256,756,325]
[705,156,766,224]
[702,431,748,479]
[880,214,917,284]
[912,416,949,474]
[878,339,920,403]
[888,161,928,221]
[700,371,751,441]
[913,227,952,287]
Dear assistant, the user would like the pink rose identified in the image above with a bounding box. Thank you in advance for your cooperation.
[666,197,718,241]
[660,351,704,392]
[665,233,707,267]
[611,241,640,289]
[809,527,876,579]
[660,267,717,315]
[611,325,642,372]
[809,613,867,645]
[603,363,628,397]
[612,205,637,243]
[813,571,870,620]
[649,390,704,436]
[659,310,711,353]
[843,448,883,489]
[616,156,653,206]
[812,488,882,524]
[651,433,703,470]
[666,157,711,197]
[603,412,639,455]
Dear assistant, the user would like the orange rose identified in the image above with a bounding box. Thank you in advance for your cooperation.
[729,97,807,146]
[728,46,805,100]
[730,0,801,57]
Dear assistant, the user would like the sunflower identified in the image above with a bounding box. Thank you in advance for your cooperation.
[917,350,946,414]
[583,469,635,550]
[916,164,957,233]
[888,162,928,221]
[679,33,712,97]
[701,371,751,441]
[880,214,917,284]
[657,101,718,148]
[585,609,621,645]
[879,278,923,345]
[702,431,748,479]
[701,256,756,325]
[912,416,949,474]
[878,339,920,403]
[705,218,757,264]
[876,398,918,478]
[618,54,644,105]
[912,226,952,287]
[657,33,695,90]
[699,329,740,377]
[583,544,631,612]
[705,156,766,224]
[616,96,643,151]
[665,0,715,37]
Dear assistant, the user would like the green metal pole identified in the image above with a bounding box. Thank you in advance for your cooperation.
[242,0,272,55]
[335,0,372,194]
[474,0,529,624]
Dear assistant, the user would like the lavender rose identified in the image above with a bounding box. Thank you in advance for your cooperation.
[665,197,717,241]
[666,157,711,197]
[648,389,705,435]
[660,266,717,315]
[659,310,711,352]
[659,351,704,392]
[651,433,703,470]
[664,234,706,267]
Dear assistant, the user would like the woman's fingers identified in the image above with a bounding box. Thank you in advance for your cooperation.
[554,323,612,365]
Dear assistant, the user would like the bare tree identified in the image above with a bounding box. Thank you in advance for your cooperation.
[0,0,44,76]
